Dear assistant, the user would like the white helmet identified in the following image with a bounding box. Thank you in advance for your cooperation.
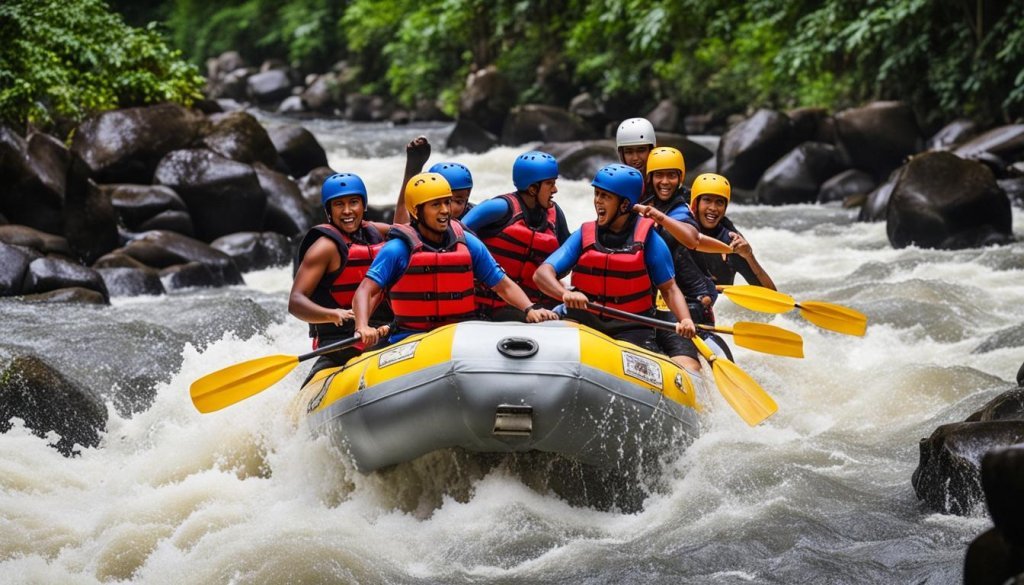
[615,117,657,148]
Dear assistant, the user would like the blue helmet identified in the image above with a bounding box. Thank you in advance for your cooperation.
[428,162,473,191]
[512,151,558,191]
[591,164,644,206]
[321,173,368,207]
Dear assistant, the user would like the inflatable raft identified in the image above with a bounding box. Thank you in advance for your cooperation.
[294,320,707,472]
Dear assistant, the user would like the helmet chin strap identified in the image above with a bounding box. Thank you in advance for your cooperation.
[605,198,630,226]
[326,207,343,230]
[523,185,538,208]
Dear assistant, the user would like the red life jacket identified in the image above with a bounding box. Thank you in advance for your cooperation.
[476,193,560,310]
[329,225,384,308]
[388,221,476,331]
[571,217,656,313]
[295,223,387,341]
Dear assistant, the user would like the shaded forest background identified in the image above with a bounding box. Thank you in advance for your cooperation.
[2,0,1023,135]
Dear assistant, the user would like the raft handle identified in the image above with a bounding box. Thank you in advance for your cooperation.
[493,404,533,437]
[497,336,539,359]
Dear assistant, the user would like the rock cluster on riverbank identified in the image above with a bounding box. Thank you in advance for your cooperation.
[912,375,1024,585]
[206,52,1021,247]
[4,52,1022,306]
[0,102,378,304]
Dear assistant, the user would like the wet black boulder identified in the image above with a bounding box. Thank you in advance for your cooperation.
[0,128,68,234]
[0,354,107,456]
[210,231,293,272]
[0,242,34,295]
[913,389,1024,515]
[716,109,794,190]
[834,101,922,180]
[0,225,71,257]
[201,111,280,169]
[446,119,498,154]
[755,142,844,205]
[153,149,266,242]
[500,104,597,146]
[21,257,109,303]
[963,445,1024,585]
[119,230,244,288]
[818,169,876,205]
[61,155,119,264]
[253,163,315,237]
[458,65,513,137]
[886,151,1014,249]
[70,103,204,184]
[105,184,189,231]
[267,125,328,178]
[95,266,165,297]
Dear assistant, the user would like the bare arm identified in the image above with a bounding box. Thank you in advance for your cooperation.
[730,232,777,291]
[533,263,589,309]
[656,279,696,338]
[393,136,431,224]
[634,204,733,254]
[368,221,392,237]
[352,278,386,346]
[491,276,558,322]
[288,238,351,325]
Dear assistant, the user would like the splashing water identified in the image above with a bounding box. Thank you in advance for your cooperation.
[1,120,1021,584]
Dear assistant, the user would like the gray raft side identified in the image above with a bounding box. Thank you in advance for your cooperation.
[306,321,701,472]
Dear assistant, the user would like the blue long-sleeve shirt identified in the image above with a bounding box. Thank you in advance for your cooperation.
[461,195,571,243]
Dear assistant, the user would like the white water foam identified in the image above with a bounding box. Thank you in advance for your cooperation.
[1,134,1021,584]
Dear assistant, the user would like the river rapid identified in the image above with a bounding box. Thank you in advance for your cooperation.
[1,119,1022,584]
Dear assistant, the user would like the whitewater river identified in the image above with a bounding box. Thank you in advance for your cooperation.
[2,119,1022,584]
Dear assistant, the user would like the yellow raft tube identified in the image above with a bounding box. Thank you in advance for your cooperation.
[294,320,705,472]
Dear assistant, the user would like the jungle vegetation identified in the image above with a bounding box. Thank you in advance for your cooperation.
[3,0,1022,133]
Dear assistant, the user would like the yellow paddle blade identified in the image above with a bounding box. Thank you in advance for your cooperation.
[798,301,868,337]
[730,322,805,358]
[190,354,300,414]
[710,358,778,426]
[720,285,796,314]
[693,336,778,426]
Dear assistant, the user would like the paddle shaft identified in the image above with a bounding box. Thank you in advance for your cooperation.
[587,301,737,334]
[299,332,361,362]
[298,321,395,362]
[586,302,677,332]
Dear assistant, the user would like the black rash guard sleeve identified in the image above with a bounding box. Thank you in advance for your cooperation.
[554,205,571,244]
[732,255,765,286]
[673,247,718,302]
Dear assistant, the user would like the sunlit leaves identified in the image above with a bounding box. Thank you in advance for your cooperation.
[0,0,204,132]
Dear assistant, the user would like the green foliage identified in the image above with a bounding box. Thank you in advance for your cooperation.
[780,0,1024,126]
[31,0,1024,129]
[0,0,204,133]
[340,0,578,114]
[342,0,417,96]
[380,1,471,112]
[168,0,342,73]
[559,0,1023,126]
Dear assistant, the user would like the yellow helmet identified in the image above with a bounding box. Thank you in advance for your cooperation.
[689,173,731,212]
[405,172,452,219]
[646,147,685,182]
